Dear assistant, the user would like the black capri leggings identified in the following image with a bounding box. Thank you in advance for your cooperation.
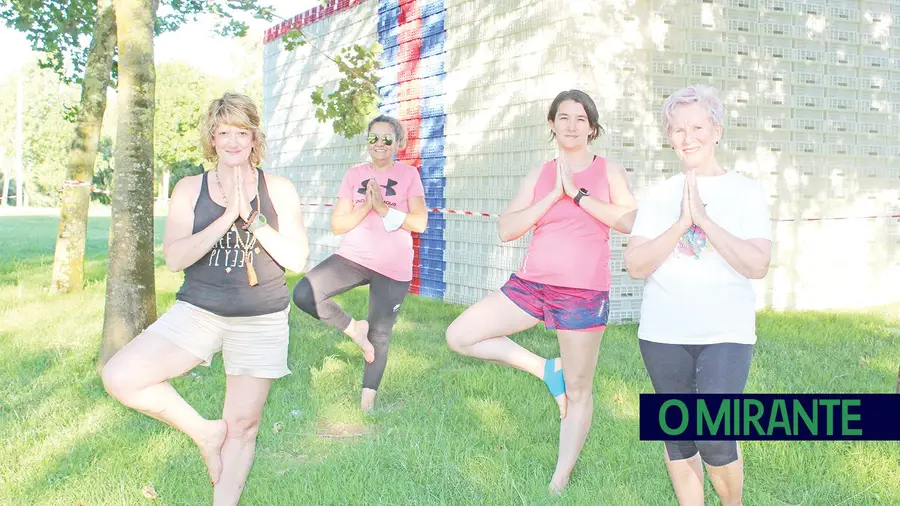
[639,339,754,467]
[292,254,410,390]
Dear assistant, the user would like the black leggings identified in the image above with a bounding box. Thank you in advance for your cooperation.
[292,255,410,390]
[639,340,754,467]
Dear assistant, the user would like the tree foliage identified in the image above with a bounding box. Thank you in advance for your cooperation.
[283,28,381,139]
[0,66,79,206]
[0,0,274,85]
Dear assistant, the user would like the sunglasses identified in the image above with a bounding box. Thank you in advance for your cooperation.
[367,133,394,146]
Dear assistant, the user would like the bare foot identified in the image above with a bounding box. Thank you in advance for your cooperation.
[548,358,568,419]
[360,388,376,413]
[548,472,570,495]
[350,320,375,363]
[195,419,227,484]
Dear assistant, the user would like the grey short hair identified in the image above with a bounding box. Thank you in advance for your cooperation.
[367,115,407,149]
[662,85,725,133]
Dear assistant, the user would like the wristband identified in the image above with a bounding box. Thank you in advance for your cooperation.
[382,207,407,232]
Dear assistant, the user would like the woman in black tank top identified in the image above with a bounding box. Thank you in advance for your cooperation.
[100,93,309,505]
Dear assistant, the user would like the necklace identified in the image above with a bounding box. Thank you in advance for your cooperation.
[214,168,260,286]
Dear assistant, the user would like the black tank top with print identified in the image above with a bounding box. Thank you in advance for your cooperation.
[175,169,289,317]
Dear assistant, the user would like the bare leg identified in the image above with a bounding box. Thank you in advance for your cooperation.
[705,445,744,506]
[665,448,705,506]
[446,291,566,416]
[213,375,273,506]
[548,328,604,493]
[102,332,227,483]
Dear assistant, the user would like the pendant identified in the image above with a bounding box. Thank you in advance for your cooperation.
[245,251,259,287]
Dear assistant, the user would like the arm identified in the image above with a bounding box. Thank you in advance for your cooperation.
[687,171,771,279]
[576,160,638,233]
[624,224,688,280]
[330,197,372,235]
[162,175,237,272]
[498,166,560,242]
[625,180,690,280]
[695,220,771,279]
[251,175,310,273]
[380,196,427,233]
[370,172,428,233]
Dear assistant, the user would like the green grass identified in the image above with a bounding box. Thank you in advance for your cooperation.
[1,215,898,505]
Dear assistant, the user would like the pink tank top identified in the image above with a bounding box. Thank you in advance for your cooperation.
[515,156,612,291]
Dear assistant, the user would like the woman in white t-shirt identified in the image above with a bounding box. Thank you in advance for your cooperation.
[625,85,772,506]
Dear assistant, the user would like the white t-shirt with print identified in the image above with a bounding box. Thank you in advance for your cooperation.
[631,171,771,345]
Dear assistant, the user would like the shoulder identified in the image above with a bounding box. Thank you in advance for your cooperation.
[724,171,766,195]
[647,173,684,198]
[172,173,203,198]
[395,162,422,179]
[532,159,557,178]
[342,163,368,179]
[725,171,762,186]
[261,171,299,201]
[600,157,627,177]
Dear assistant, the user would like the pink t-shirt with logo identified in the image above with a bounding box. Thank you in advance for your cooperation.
[516,156,612,291]
[334,162,425,282]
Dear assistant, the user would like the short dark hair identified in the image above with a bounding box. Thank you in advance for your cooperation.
[547,90,605,142]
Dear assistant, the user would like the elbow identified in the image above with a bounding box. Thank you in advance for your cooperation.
[614,223,634,235]
[497,221,516,243]
[411,217,427,234]
[416,215,429,233]
[163,250,183,273]
[625,263,648,280]
[626,267,647,280]
[748,263,770,280]
[624,251,647,280]
[613,209,637,235]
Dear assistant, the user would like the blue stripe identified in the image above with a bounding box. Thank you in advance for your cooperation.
[418,0,445,299]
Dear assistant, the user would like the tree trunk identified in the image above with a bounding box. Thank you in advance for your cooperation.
[97,0,158,368]
[1,169,8,206]
[50,0,117,294]
[157,168,170,203]
[15,68,24,208]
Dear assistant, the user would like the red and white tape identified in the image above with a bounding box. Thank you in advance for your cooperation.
[299,203,500,218]
[50,186,900,222]
[299,203,898,222]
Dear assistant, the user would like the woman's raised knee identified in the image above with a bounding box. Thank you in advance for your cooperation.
[101,359,135,404]
[291,278,316,314]
[445,319,469,355]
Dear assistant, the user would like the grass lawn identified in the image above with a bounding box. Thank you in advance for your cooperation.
[1,214,898,505]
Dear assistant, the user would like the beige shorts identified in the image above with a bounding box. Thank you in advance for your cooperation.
[146,300,291,379]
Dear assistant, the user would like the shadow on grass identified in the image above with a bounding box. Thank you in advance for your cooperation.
[1,215,898,504]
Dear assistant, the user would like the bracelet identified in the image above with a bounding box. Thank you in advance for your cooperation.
[241,210,259,230]
[382,207,407,232]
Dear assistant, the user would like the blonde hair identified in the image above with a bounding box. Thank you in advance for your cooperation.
[201,92,267,167]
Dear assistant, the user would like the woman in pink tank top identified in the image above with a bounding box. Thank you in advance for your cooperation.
[446,90,637,493]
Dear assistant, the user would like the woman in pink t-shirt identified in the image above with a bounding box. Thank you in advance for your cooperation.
[446,90,637,493]
[292,115,427,412]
